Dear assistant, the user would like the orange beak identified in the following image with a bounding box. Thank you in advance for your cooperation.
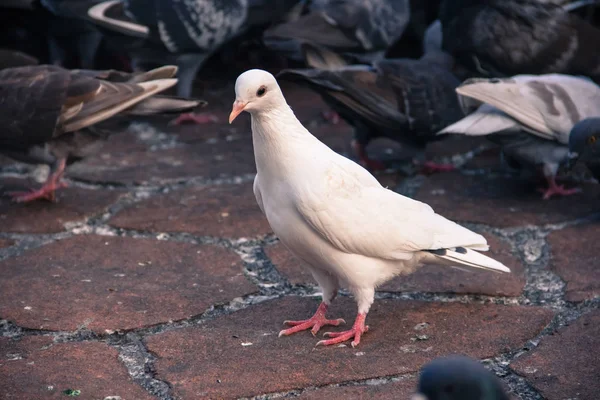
[229,100,247,124]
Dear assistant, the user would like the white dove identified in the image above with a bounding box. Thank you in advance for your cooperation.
[229,69,511,348]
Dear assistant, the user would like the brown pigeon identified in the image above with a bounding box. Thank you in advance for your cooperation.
[0,64,203,202]
[277,47,463,172]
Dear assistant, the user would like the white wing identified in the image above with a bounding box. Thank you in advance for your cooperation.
[295,159,488,261]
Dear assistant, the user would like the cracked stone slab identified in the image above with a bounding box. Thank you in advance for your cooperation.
[0,336,153,399]
[413,172,600,228]
[0,238,15,248]
[511,310,600,400]
[267,232,525,296]
[109,182,271,238]
[0,235,257,332]
[67,140,256,185]
[0,179,123,233]
[298,378,417,399]
[146,296,552,399]
[547,223,600,302]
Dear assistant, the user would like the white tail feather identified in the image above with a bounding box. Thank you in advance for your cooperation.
[434,248,511,274]
[438,106,519,136]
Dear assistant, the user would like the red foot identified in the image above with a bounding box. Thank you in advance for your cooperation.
[322,110,340,125]
[538,176,581,200]
[9,159,68,203]
[279,302,346,337]
[351,140,386,171]
[169,112,219,125]
[420,161,456,175]
[316,313,368,348]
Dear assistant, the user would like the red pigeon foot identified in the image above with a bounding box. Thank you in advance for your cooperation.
[538,176,581,200]
[169,112,219,125]
[9,159,68,203]
[322,110,340,124]
[420,161,456,174]
[316,313,368,348]
[279,302,346,337]
[351,140,386,171]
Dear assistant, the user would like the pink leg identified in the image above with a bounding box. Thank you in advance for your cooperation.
[322,110,340,125]
[351,140,386,171]
[538,175,581,200]
[419,161,456,175]
[316,313,368,348]
[169,112,219,125]
[279,302,346,337]
[9,159,68,203]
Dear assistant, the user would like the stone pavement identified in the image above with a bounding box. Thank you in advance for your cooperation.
[0,76,599,400]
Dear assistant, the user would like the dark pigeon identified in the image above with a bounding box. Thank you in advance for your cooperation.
[263,0,410,63]
[412,355,509,400]
[439,0,600,83]
[0,64,203,202]
[87,0,302,99]
[277,45,463,172]
[568,117,600,180]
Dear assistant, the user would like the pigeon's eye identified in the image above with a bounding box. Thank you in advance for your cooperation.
[256,86,267,97]
[589,135,597,145]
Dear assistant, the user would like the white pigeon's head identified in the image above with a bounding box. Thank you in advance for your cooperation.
[229,69,283,123]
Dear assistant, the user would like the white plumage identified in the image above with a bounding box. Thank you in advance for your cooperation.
[229,69,510,347]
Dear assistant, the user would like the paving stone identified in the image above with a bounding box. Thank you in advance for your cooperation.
[547,224,600,302]
[299,378,416,399]
[67,139,256,185]
[413,172,600,228]
[425,135,492,161]
[0,336,153,399]
[0,235,256,332]
[511,310,600,400]
[109,182,271,238]
[266,232,525,296]
[0,179,122,234]
[0,238,15,248]
[146,296,552,399]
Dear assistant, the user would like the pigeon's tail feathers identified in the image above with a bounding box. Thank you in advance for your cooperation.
[62,78,177,132]
[427,247,511,274]
[125,95,204,115]
[438,106,520,136]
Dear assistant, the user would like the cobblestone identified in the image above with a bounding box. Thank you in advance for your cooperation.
[0,78,597,400]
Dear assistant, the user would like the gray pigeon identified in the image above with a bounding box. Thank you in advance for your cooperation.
[277,44,463,172]
[438,0,600,83]
[412,355,510,400]
[440,74,600,199]
[568,117,600,180]
[263,0,411,63]
[0,64,203,202]
[88,0,302,101]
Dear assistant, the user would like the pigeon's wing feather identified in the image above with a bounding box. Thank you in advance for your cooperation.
[439,104,522,136]
[295,157,489,261]
[278,66,408,132]
[61,78,177,132]
[374,59,462,136]
[456,74,600,144]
